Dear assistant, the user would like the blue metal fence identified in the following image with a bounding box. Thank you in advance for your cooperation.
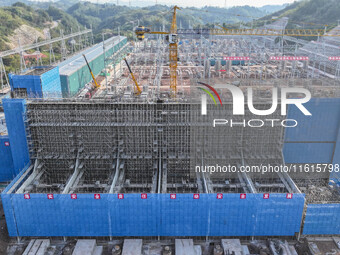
[2,99,29,175]
[284,98,340,235]
[1,97,340,236]
[2,169,305,237]
[303,204,340,235]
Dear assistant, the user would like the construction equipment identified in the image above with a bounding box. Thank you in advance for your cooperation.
[135,6,180,98]
[135,26,151,41]
[124,57,142,95]
[169,6,180,99]
[135,7,340,98]
[83,54,100,88]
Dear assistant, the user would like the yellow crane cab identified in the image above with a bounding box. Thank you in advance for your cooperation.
[135,26,151,41]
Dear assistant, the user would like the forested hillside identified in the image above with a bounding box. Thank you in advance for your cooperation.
[257,0,340,30]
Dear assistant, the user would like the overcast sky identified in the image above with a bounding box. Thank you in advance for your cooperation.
[54,0,298,8]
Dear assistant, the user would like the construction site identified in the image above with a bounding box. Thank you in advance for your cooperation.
[1,5,340,255]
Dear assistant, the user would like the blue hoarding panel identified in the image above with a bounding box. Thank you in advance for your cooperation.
[303,204,340,235]
[9,73,43,98]
[206,194,257,236]
[1,165,31,236]
[8,194,160,237]
[254,194,304,236]
[2,189,305,237]
[3,99,29,175]
[160,194,210,236]
[110,194,160,236]
[0,136,15,181]
[2,194,19,237]
[208,194,304,236]
[283,142,334,163]
[12,194,111,236]
[285,98,340,142]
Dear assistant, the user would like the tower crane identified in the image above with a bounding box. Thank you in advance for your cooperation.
[135,6,180,98]
[135,7,340,98]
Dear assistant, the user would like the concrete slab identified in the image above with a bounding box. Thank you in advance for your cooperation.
[23,239,50,255]
[72,239,97,255]
[289,245,298,255]
[28,240,43,255]
[308,242,322,255]
[221,239,243,255]
[22,240,35,255]
[93,246,103,255]
[333,237,340,249]
[46,246,56,255]
[175,239,196,255]
[194,245,202,255]
[36,240,50,255]
[122,239,143,255]
[242,245,250,255]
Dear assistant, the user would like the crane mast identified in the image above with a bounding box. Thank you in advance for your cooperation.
[169,6,180,98]
[134,6,180,98]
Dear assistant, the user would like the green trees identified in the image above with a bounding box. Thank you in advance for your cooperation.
[258,0,340,30]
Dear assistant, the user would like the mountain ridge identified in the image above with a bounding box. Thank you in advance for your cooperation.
[257,0,340,30]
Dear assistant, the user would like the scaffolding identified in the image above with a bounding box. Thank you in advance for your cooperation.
[15,97,302,197]
[13,31,340,206]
